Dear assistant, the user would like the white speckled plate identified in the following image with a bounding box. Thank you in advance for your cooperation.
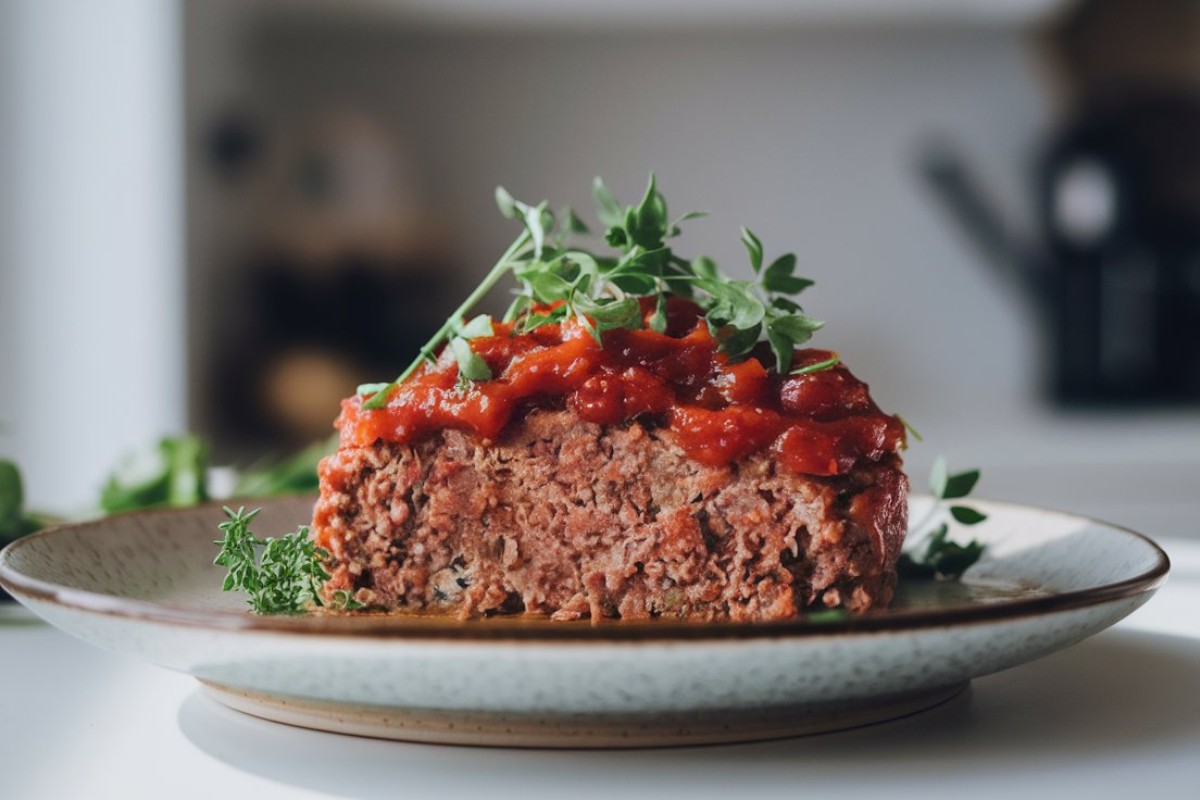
[0,496,1168,747]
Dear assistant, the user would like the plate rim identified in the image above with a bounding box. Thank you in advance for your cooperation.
[0,496,1170,643]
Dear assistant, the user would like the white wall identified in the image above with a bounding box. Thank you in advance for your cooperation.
[0,0,185,510]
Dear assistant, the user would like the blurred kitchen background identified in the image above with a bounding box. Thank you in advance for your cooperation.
[1,0,1197,537]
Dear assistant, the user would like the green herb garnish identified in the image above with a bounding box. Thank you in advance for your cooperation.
[896,414,924,445]
[899,525,986,581]
[0,459,51,548]
[790,355,840,376]
[231,435,336,499]
[98,434,336,515]
[213,506,362,614]
[899,456,988,580]
[362,174,824,408]
[99,435,210,515]
[0,460,26,546]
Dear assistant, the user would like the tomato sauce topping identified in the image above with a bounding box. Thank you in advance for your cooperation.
[335,299,904,476]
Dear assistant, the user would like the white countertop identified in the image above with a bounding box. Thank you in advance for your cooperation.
[2,536,1198,800]
[899,407,1200,542]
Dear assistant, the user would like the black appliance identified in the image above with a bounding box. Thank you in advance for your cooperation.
[921,91,1200,406]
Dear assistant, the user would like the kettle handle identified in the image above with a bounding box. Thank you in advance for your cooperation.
[918,142,1052,307]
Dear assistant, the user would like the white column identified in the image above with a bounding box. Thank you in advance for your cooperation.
[0,0,185,511]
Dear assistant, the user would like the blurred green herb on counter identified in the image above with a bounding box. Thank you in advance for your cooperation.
[99,434,335,515]
[99,435,210,515]
[230,435,335,499]
[899,456,988,581]
[0,460,56,548]
[2,434,338,608]
[1,460,62,600]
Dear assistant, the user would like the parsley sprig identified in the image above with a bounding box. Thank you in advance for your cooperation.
[362,174,827,409]
[899,456,988,580]
[214,506,361,614]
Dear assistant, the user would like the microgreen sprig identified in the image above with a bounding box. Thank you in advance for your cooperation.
[361,174,832,406]
[691,225,824,373]
[899,456,988,580]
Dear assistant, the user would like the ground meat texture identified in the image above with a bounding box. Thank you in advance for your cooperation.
[312,409,907,621]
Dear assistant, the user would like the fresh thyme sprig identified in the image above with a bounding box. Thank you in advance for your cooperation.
[214,506,361,614]
[899,456,988,580]
[362,174,829,408]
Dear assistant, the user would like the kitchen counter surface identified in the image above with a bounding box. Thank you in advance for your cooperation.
[905,407,1200,541]
[2,537,1197,800]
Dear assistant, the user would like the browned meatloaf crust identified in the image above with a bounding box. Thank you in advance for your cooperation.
[314,409,907,621]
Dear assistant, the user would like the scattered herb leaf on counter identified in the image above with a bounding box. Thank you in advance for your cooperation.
[231,435,336,499]
[898,456,988,581]
[213,506,362,614]
[363,173,826,408]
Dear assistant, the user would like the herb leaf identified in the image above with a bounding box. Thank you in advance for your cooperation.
[898,524,986,581]
[900,458,988,581]
[592,177,624,228]
[741,227,764,274]
[790,355,840,376]
[763,253,815,295]
[949,504,988,525]
[692,255,720,281]
[898,415,924,444]
[455,314,495,340]
[944,469,982,500]
[449,337,493,384]
[929,456,982,502]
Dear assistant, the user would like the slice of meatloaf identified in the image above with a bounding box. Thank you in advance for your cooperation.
[313,409,907,621]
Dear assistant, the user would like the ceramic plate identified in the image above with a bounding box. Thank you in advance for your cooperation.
[0,495,1168,747]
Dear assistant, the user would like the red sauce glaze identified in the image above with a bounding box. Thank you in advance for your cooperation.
[334,299,905,477]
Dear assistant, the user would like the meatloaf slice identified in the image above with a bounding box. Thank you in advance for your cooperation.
[313,409,907,621]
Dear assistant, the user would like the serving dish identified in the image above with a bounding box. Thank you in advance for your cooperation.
[0,495,1168,747]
